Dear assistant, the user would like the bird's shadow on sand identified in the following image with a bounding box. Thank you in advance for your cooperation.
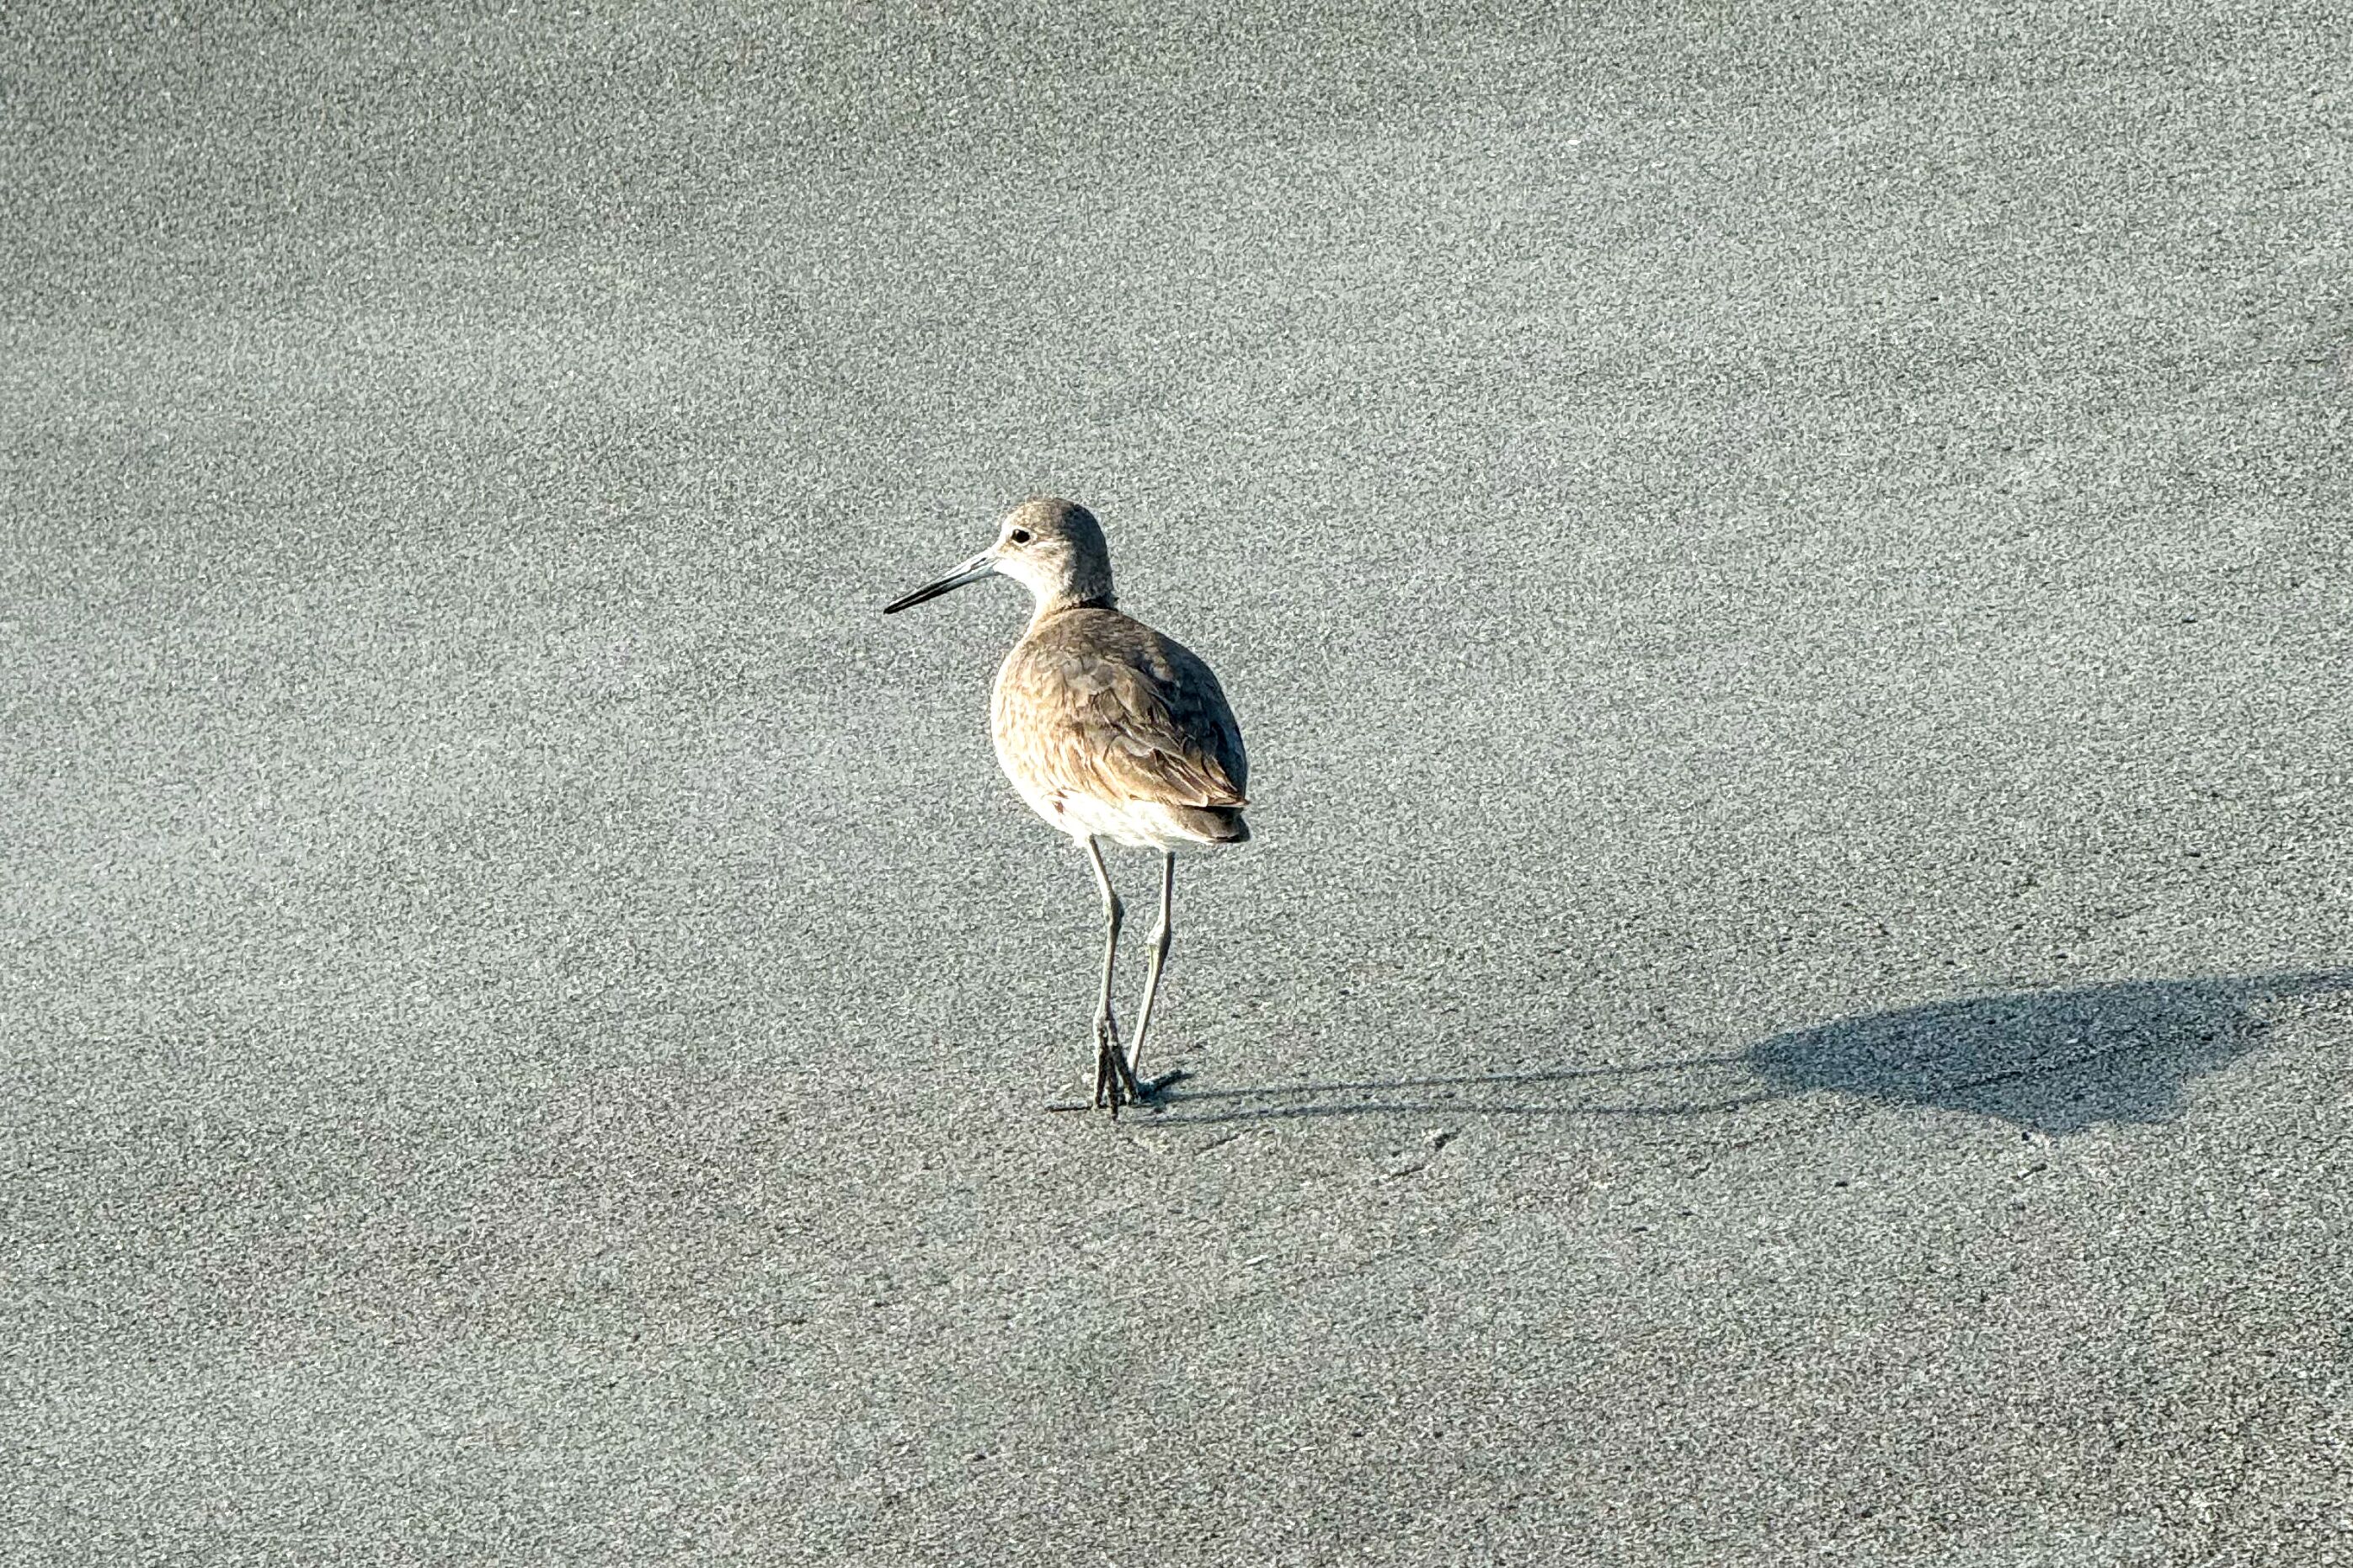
[1144,970,2350,1135]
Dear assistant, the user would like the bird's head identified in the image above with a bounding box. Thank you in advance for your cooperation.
[882,497,1116,617]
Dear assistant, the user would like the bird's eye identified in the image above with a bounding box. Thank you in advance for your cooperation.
[1008,528,1032,545]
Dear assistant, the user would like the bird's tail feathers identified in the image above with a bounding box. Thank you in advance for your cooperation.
[1168,805,1250,844]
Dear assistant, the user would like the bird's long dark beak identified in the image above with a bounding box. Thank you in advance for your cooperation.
[882,550,996,615]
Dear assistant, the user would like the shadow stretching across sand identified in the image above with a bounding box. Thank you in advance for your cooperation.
[1144,970,2350,1135]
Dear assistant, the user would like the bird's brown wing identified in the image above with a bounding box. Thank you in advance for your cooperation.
[1007,615,1248,810]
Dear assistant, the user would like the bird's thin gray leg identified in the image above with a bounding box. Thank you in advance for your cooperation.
[1126,851,1176,1086]
[1082,836,1139,1111]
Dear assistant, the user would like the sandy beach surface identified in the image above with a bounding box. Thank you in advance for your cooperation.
[6,4,2350,1563]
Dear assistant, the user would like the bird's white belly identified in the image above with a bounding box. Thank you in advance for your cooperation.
[1006,774,1194,851]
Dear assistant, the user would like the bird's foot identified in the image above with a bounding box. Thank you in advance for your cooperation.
[1045,1059,1188,1117]
[1091,1016,1141,1116]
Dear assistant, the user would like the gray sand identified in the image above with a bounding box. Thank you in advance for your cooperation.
[5,4,2350,1564]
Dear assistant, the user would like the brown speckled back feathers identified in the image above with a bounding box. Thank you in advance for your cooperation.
[992,606,1249,842]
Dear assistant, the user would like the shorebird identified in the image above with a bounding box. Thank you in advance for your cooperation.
[883,498,1250,1115]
